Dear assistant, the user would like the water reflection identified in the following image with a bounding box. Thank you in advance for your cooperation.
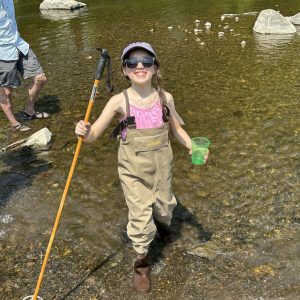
[254,32,295,50]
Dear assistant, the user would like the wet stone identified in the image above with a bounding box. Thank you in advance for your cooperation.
[186,241,221,260]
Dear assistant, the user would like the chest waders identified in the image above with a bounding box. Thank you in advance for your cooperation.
[117,90,177,255]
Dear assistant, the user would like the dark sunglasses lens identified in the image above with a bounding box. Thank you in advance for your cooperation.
[142,57,154,67]
[126,58,138,68]
[125,57,154,68]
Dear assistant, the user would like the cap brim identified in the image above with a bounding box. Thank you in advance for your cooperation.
[121,46,156,60]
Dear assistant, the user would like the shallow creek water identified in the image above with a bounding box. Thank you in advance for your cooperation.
[0,0,300,299]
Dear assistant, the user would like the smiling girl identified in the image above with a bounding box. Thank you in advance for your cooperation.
[75,42,195,292]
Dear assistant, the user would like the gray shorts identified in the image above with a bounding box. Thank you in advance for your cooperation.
[0,48,44,88]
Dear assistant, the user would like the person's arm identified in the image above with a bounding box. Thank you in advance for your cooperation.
[166,92,192,151]
[75,94,122,143]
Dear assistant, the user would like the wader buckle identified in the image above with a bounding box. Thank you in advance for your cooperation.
[110,116,136,139]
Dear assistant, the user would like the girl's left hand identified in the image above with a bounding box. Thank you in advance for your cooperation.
[204,149,209,163]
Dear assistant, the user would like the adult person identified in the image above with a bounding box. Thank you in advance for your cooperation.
[0,0,49,132]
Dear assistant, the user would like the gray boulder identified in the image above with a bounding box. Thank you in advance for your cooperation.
[253,9,296,34]
[40,0,86,10]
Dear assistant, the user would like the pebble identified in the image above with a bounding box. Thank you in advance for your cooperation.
[168,26,173,30]
[218,32,225,37]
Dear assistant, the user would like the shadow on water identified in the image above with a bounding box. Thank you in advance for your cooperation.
[14,95,61,120]
[35,95,61,115]
[0,147,52,206]
[149,199,213,265]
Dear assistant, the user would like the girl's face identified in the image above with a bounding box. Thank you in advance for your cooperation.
[122,49,157,86]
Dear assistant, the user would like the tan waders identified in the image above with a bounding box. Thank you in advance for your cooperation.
[117,92,177,292]
[118,124,177,253]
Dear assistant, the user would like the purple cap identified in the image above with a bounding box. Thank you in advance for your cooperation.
[121,42,157,60]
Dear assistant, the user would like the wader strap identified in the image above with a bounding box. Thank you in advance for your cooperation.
[110,90,136,139]
[158,89,170,123]
[123,89,130,116]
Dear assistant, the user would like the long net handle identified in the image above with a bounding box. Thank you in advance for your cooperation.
[32,79,100,300]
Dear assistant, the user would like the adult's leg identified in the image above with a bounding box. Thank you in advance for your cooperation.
[24,73,47,116]
[0,87,19,126]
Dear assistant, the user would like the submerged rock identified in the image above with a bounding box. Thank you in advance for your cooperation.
[186,241,221,260]
[253,9,296,34]
[40,0,86,10]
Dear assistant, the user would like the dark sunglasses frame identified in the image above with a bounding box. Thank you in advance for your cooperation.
[123,56,155,69]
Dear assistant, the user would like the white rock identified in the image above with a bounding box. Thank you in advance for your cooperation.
[241,40,246,46]
[289,12,300,25]
[168,26,173,31]
[40,8,83,20]
[195,19,200,23]
[200,41,205,45]
[253,9,296,34]
[196,38,201,42]
[218,31,225,37]
[205,22,211,28]
[150,28,154,33]
[24,128,52,148]
[221,15,225,21]
[235,16,239,21]
[40,0,86,10]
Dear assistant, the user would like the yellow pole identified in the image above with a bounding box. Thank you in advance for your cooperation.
[32,79,100,300]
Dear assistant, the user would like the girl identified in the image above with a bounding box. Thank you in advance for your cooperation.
[75,42,197,292]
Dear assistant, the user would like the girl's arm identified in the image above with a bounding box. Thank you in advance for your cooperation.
[166,93,192,151]
[75,94,123,143]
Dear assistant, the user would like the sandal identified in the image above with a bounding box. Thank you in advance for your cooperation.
[23,111,50,120]
[12,123,31,132]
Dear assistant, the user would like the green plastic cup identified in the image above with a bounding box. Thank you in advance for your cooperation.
[191,137,210,165]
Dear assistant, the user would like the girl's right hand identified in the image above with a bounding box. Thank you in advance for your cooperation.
[75,120,91,139]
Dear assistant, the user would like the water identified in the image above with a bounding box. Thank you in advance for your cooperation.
[1,0,300,299]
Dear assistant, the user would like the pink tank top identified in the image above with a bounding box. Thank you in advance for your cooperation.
[121,101,163,140]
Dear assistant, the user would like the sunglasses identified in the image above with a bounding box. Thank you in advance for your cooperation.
[123,57,155,69]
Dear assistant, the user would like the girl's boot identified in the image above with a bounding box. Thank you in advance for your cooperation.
[133,256,151,292]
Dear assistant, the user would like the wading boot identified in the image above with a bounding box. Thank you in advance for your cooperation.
[133,257,151,292]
